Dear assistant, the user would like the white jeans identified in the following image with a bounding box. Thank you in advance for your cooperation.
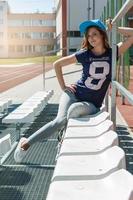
[27,90,99,145]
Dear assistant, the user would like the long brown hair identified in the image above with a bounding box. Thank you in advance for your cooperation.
[81,26,110,50]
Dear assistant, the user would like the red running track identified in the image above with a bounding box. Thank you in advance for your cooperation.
[116,66,133,130]
[0,63,53,93]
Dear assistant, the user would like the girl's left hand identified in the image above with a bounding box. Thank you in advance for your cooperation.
[106,18,112,31]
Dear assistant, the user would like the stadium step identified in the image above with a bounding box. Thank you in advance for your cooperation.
[52,146,126,181]
[47,169,133,200]
[59,130,118,156]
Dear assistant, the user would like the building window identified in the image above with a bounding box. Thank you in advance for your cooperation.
[31,32,42,39]
[0,6,3,11]
[41,45,47,52]
[8,20,23,26]
[24,45,32,53]
[129,47,133,64]
[23,20,31,26]
[25,32,31,39]
[33,45,36,52]
[9,32,55,40]
[0,45,4,52]
[32,20,40,26]
[17,45,23,52]
[28,45,32,52]
[42,19,56,26]
[8,19,55,27]
[0,32,3,39]
[32,19,55,27]
[8,19,32,26]
[67,31,81,37]
[9,33,21,39]
[47,45,54,51]
[25,46,28,53]
[22,33,25,39]
[35,45,41,52]
[9,45,15,53]
[69,48,77,53]
[42,32,49,38]
[0,19,3,24]
[128,16,133,20]
[9,19,54,27]
[42,32,54,39]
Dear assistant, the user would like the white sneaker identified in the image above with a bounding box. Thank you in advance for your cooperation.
[14,138,27,163]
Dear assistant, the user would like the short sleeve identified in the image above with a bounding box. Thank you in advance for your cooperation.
[75,49,87,64]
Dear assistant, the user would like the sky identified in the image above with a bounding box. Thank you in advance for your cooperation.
[7,0,55,13]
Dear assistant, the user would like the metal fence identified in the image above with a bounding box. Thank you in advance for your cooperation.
[110,0,133,129]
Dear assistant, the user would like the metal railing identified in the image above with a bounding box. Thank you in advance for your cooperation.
[110,0,133,129]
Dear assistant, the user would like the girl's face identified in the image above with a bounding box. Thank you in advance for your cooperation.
[87,27,103,48]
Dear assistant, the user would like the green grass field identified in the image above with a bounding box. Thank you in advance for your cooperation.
[0,55,61,65]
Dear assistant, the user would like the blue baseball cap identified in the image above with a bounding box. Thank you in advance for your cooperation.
[79,19,106,34]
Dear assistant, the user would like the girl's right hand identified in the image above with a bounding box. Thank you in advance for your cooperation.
[21,139,30,151]
[63,84,77,93]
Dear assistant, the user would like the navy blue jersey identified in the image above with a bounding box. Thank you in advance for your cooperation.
[75,48,118,108]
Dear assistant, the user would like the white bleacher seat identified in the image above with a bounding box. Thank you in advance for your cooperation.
[17,104,41,117]
[12,107,36,116]
[67,111,110,127]
[47,97,132,200]
[33,90,53,99]
[2,112,34,123]
[46,90,54,98]
[0,101,8,112]
[25,99,45,112]
[2,90,53,124]
[52,146,126,181]
[32,92,49,100]
[20,102,43,116]
[0,134,11,156]
[0,99,12,113]
[64,119,113,139]
[46,169,133,200]
[59,130,118,156]
[28,97,47,105]
[26,96,47,106]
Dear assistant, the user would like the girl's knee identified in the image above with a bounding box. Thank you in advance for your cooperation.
[67,103,81,119]
[53,116,67,126]
[67,102,99,119]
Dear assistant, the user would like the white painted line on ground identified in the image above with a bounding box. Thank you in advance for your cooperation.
[0,63,34,67]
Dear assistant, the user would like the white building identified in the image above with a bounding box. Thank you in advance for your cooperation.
[0,1,56,58]
[0,1,8,57]
[55,0,108,56]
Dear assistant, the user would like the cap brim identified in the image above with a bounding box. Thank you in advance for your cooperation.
[79,21,106,34]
